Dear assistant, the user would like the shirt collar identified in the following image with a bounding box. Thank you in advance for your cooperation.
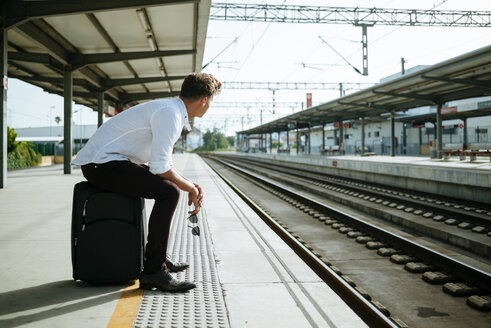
[176,98,192,131]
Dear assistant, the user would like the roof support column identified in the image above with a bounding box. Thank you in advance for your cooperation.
[339,122,344,154]
[296,127,299,155]
[361,117,365,154]
[307,124,311,154]
[269,132,272,153]
[322,123,325,152]
[97,91,104,127]
[418,127,422,153]
[286,130,289,153]
[64,68,73,174]
[436,104,443,159]
[463,117,468,150]
[277,130,280,152]
[402,123,407,155]
[0,23,7,188]
[391,111,395,157]
[361,25,368,76]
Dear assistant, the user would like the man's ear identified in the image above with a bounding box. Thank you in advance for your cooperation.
[200,97,208,106]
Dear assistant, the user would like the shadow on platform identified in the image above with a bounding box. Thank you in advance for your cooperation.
[0,280,127,328]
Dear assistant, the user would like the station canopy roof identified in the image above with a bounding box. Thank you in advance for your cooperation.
[239,45,491,135]
[6,0,211,110]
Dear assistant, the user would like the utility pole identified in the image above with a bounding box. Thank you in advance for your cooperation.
[271,89,276,114]
[401,57,407,75]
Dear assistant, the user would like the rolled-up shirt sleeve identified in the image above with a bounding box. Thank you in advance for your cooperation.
[148,109,182,175]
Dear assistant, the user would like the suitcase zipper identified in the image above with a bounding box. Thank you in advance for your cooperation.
[82,199,88,231]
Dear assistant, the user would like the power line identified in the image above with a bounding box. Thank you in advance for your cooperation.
[317,36,363,75]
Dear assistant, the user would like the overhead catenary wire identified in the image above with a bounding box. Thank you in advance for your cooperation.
[318,36,362,75]
[202,37,239,69]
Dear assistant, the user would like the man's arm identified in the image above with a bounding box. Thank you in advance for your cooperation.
[158,167,202,214]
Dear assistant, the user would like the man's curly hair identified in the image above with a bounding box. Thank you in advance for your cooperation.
[180,73,221,100]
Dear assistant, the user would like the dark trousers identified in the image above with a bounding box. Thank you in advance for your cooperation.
[81,160,180,274]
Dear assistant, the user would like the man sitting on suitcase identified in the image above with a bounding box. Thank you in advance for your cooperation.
[73,73,221,292]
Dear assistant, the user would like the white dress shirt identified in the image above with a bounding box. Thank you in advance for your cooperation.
[72,98,191,175]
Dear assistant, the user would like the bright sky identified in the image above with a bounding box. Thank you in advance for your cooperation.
[7,0,491,136]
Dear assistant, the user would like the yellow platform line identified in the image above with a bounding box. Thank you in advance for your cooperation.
[107,280,143,328]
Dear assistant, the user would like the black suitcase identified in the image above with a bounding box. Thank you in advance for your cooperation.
[71,181,146,283]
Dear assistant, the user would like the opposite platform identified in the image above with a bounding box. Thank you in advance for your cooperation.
[222,152,491,204]
[0,154,367,328]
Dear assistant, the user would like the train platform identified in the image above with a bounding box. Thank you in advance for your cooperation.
[224,152,491,204]
[0,154,367,328]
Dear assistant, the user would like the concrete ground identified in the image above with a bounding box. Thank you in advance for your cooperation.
[0,165,125,328]
[0,155,368,328]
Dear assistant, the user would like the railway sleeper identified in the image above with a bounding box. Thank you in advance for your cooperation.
[404,262,437,273]
[422,271,456,284]
[377,247,402,257]
[443,282,481,296]
[466,295,491,311]
[390,254,419,264]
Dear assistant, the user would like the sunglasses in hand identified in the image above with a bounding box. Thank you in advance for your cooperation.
[187,214,200,236]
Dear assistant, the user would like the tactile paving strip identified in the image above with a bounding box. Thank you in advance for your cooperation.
[132,195,230,328]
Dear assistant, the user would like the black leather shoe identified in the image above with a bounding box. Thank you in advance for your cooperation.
[139,269,195,292]
[166,258,189,273]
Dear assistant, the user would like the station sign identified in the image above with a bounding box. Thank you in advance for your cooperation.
[306,93,312,108]
[441,106,458,115]
[333,122,340,129]
[478,100,491,109]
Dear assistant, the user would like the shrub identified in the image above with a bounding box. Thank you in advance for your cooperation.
[7,142,42,169]
[7,126,42,169]
[7,126,18,152]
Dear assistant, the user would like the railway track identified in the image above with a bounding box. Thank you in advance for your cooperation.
[202,154,491,328]
[212,154,491,258]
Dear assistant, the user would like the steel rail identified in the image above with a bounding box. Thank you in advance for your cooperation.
[207,155,491,294]
[201,155,399,328]
[219,155,491,227]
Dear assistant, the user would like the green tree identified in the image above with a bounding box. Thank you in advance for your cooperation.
[226,136,235,147]
[7,126,42,169]
[7,126,18,153]
[195,129,230,151]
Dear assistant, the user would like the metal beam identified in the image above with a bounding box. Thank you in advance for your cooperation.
[0,23,7,188]
[209,3,491,27]
[86,13,149,93]
[121,91,181,103]
[15,21,70,65]
[422,75,491,89]
[97,92,104,127]
[211,101,305,108]
[221,81,374,90]
[10,73,186,92]
[102,75,187,90]
[70,49,196,70]
[373,90,439,103]
[6,0,199,28]
[9,73,91,88]
[64,68,72,174]
[337,101,392,111]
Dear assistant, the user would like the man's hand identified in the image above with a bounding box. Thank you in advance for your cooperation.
[194,183,204,204]
[187,186,202,214]
[158,168,204,214]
